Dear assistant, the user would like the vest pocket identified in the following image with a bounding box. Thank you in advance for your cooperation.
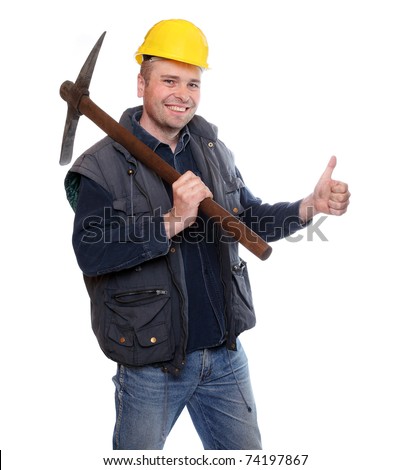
[231,260,256,335]
[224,177,245,216]
[103,288,174,366]
[113,195,151,215]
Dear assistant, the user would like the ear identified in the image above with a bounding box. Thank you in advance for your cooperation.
[137,73,145,98]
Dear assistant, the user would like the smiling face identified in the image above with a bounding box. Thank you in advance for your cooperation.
[137,59,202,144]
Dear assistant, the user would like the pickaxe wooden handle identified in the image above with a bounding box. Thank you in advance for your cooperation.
[59,33,272,261]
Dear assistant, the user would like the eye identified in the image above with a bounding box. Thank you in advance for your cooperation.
[163,79,175,86]
[189,82,200,90]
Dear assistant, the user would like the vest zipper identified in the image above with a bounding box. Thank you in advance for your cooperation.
[127,160,187,369]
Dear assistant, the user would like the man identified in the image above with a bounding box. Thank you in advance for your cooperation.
[64,19,350,450]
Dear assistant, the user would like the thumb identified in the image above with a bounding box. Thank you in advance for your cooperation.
[320,155,337,181]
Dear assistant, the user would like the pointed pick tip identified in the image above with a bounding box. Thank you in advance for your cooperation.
[75,31,107,89]
[59,106,80,166]
[59,151,72,166]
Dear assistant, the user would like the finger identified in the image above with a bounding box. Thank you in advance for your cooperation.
[330,188,350,203]
[205,188,213,199]
[328,198,350,211]
[331,181,349,194]
[177,178,212,202]
[319,155,337,182]
[173,172,203,193]
[329,205,349,216]
[176,170,197,184]
[191,181,213,200]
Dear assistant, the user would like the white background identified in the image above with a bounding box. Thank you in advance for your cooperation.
[1,1,410,469]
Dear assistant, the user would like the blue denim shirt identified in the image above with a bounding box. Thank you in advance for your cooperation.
[130,112,226,352]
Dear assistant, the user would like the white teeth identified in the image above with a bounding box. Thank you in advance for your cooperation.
[167,105,186,112]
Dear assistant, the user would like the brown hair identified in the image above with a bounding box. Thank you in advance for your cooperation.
[139,56,163,85]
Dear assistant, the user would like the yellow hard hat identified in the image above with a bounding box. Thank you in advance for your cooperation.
[135,19,209,69]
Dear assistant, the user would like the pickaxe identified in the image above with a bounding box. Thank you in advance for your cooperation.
[59,32,272,261]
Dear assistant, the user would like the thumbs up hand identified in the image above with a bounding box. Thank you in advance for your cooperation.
[299,156,350,223]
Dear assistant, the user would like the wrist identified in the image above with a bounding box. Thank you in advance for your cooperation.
[163,207,184,239]
[299,195,317,224]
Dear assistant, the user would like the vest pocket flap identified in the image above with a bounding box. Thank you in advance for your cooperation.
[107,324,135,347]
[136,323,168,347]
[105,290,170,330]
[113,196,151,215]
[224,177,245,215]
[224,176,245,193]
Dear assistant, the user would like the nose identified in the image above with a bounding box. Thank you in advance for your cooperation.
[173,85,190,103]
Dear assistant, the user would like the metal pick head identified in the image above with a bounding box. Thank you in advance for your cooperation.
[59,105,80,165]
[75,31,106,91]
[59,32,106,165]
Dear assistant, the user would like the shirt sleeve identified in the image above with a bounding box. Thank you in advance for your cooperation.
[72,176,170,276]
[237,168,308,242]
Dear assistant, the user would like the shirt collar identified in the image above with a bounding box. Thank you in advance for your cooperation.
[131,109,191,153]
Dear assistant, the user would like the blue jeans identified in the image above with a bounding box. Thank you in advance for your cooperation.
[112,341,262,450]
